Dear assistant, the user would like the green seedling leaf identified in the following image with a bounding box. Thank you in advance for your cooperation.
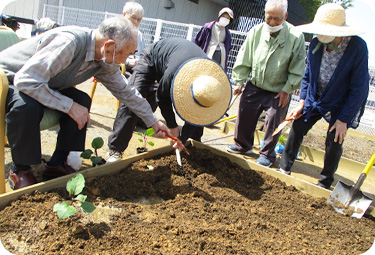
[92,137,104,149]
[138,138,143,143]
[91,156,104,166]
[53,202,77,219]
[67,173,85,196]
[74,194,87,203]
[81,201,96,213]
[145,128,154,136]
[80,149,93,159]
[135,131,142,136]
[147,141,155,146]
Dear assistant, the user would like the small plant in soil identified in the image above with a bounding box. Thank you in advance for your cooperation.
[53,173,96,219]
[135,127,155,153]
[80,137,106,166]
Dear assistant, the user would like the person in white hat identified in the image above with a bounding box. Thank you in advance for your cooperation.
[278,3,369,189]
[106,37,232,162]
[194,7,234,71]
[226,0,306,167]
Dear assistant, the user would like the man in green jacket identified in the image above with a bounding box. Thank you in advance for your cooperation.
[226,0,306,167]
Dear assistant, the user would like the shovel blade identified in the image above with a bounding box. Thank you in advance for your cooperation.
[327,181,373,219]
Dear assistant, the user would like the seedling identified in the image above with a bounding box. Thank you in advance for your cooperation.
[135,128,155,151]
[279,135,287,145]
[53,173,96,219]
[81,137,106,166]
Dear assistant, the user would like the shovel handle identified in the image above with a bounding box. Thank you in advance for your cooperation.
[362,151,375,175]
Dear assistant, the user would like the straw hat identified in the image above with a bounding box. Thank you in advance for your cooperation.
[296,3,363,36]
[171,58,232,126]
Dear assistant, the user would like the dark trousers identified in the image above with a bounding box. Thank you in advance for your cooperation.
[279,110,343,188]
[234,82,289,162]
[107,69,203,152]
[6,85,91,165]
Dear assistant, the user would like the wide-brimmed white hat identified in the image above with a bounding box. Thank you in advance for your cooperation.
[171,58,232,127]
[296,3,363,36]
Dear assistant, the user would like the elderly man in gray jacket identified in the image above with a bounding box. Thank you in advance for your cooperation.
[0,16,170,190]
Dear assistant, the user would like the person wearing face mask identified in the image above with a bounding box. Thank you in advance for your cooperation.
[193,7,234,71]
[226,0,306,168]
[277,3,369,190]
[0,16,171,190]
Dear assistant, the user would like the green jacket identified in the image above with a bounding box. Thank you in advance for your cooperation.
[232,21,306,94]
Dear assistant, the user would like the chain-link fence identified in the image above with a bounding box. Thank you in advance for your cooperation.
[43,4,375,136]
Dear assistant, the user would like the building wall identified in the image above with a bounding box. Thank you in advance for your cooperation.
[3,0,226,26]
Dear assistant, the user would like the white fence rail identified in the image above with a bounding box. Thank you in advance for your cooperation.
[43,4,375,135]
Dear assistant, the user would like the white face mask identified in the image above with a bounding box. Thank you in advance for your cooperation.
[218,17,230,27]
[265,22,284,33]
[316,35,335,44]
[101,50,118,68]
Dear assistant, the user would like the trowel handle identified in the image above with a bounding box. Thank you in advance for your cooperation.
[362,151,375,175]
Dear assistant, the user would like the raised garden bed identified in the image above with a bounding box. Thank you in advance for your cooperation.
[0,142,374,254]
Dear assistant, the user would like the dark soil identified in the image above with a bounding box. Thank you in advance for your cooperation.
[1,146,374,254]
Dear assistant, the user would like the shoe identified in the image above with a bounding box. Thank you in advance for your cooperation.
[42,162,77,181]
[106,150,123,163]
[316,182,330,190]
[277,168,291,175]
[256,156,272,167]
[8,168,37,190]
[226,145,253,155]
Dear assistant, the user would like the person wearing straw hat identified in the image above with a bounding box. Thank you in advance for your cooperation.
[277,3,369,189]
[226,0,306,167]
[106,37,232,162]
[194,7,234,71]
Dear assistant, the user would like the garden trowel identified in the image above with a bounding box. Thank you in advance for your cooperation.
[327,151,375,219]
[175,149,183,174]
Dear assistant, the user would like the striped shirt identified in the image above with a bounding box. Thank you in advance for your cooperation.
[14,30,158,127]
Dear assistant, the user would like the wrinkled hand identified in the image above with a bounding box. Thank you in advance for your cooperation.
[169,127,181,148]
[274,91,290,108]
[329,119,347,144]
[68,102,90,130]
[152,121,171,138]
[233,85,244,96]
[289,100,304,120]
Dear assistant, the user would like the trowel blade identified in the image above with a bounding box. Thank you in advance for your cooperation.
[327,181,373,219]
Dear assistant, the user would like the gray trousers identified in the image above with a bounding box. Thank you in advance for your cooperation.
[234,81,289,162]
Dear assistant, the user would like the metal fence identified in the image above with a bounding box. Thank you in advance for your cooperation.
[43,4,375,136]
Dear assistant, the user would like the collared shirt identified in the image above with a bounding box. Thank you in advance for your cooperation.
[231,21,306,94]
[317,36,350,96]
[14,29,157,127]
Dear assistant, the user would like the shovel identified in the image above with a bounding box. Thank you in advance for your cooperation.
[327,151,375,219]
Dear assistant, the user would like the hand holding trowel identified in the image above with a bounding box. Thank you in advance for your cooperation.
[161,130,189,174]
[272,112,302,136]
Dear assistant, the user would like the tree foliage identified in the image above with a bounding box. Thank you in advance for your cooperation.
[300,0,354,21]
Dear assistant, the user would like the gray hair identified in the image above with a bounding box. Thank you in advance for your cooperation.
[265,0,288,15]
[123,1,144,15]
[98,16,137,51]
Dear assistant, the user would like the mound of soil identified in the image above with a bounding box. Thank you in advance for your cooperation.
[1,146,374,254]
